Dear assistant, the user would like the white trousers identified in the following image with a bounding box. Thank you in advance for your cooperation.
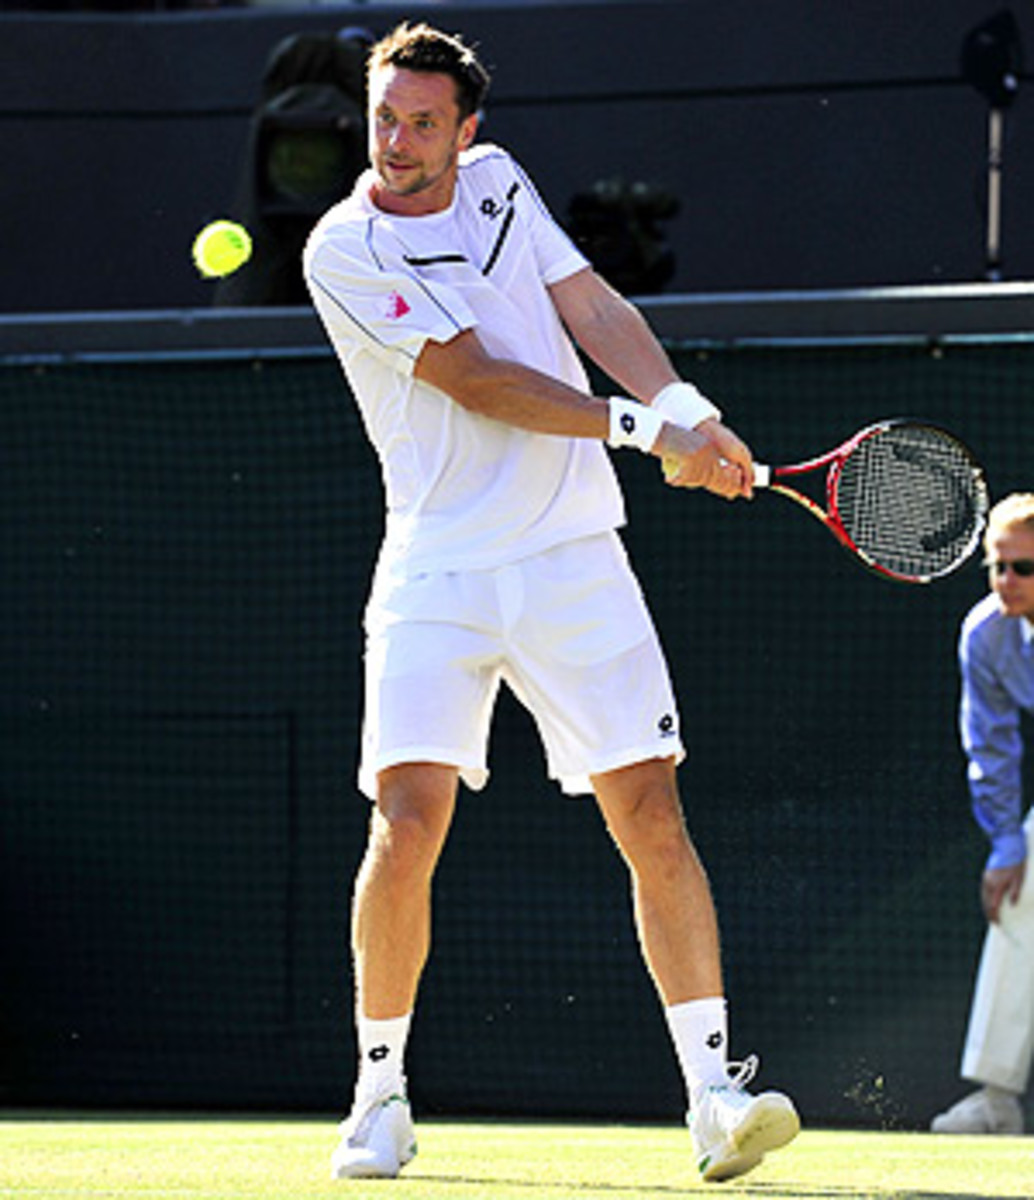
[961,809,1034,1094]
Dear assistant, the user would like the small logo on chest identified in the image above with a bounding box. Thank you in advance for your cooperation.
[385,291,411,320]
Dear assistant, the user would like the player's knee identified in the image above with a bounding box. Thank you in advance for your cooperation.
[373,810,441,878]
[638,813,696,882]
[604,774,693,871]
[368,787,453,883]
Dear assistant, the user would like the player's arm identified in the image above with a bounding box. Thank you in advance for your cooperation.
[548,266,676,401]
[548,266,752,495]
[414,327,742,497]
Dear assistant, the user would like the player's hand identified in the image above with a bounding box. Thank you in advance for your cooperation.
[982,861,1026,923]
[656,418,754,500]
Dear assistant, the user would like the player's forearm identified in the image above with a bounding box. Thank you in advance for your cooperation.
[572,295,676,403]
[548,268,686,402]
[415,327,727,481]
[456,356,610,438]
[416,327,610,438]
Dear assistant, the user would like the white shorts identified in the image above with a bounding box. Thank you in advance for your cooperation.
[359,531,685,798]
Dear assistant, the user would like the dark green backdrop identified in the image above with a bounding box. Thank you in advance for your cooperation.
[1,339,1029,1128]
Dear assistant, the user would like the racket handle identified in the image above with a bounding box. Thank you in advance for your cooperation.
[664,457,771,487]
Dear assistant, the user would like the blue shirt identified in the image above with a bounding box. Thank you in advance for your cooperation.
[959,592,1034,870]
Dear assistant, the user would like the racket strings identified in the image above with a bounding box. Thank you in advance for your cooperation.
[835,426,987,580]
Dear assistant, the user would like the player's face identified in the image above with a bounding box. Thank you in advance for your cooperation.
[986,524,1034,621]
[368,66,478,216]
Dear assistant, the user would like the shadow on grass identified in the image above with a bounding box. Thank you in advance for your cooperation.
[408,1174,994,1199]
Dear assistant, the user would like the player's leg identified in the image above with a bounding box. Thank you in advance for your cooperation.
[333,763,458,1180]
[334,578,503,1180]
[353,762,459,1022]
[592,757,722,1004]
[593,759,799,1182]
[502,534,798,1181]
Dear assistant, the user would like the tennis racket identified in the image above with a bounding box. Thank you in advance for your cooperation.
[753,419,989,584]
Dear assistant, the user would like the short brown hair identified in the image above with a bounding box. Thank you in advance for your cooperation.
[368,22,490,120]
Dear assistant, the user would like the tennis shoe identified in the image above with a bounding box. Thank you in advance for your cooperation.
[688,1056,800,1182]
[930,1087,1024,1135]
[330,1090,417,1179]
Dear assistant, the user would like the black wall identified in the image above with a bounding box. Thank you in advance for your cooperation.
[2,0,1033,313]
[1,332,1031,1127]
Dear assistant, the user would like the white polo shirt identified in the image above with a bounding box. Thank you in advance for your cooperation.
[304,143,626,580]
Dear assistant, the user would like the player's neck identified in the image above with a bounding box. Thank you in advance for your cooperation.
[369,176,457,218]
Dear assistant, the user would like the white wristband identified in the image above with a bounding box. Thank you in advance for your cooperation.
[651,381,722,429]
[608,397,665,453]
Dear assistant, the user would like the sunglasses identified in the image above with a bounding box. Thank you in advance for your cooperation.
[986,559,1034,578]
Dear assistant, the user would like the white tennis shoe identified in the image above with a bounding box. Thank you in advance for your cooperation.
[330,1090,417,1179]
[930,1087,1024,1135]
[688,1056,800,1182]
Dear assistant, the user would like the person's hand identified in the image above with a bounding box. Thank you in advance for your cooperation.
[982,861,1026,923]
[657,418,753,500]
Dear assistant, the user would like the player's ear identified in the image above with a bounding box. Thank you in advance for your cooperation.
[458,111,479,151]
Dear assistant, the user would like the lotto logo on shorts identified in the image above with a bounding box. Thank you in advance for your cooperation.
[658,713,676,737]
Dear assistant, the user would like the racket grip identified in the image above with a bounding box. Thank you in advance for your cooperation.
[753,462,771,488]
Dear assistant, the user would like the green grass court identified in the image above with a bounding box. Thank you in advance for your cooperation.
[2,1116,1033,1199]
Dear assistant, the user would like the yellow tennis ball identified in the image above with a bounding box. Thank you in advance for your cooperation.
[192,220,252,279]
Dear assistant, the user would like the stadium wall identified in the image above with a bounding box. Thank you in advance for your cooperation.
[1,289,1032,1129]
[1,0,1033,312]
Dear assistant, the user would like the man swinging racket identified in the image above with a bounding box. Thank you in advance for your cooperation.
[304,21,800,1184]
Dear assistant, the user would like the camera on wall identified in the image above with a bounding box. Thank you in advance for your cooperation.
[215,26,372,306]
[565,178,679,296]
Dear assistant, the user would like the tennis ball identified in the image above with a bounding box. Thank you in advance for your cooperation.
[192,220,252,279]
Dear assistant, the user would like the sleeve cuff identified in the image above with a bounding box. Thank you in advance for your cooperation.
[987,830,1029,871]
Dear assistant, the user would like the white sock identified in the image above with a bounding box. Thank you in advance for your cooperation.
[355,1013,411,1102]
[665,996,729,1106]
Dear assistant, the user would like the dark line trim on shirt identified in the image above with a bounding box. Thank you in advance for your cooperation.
[403,253,469,266]
[367,216,471,328]
[309,220,468,356]
[364,217,385,271]
[482,182,521,277]
[509,157,577,250]
[308,274,417,360]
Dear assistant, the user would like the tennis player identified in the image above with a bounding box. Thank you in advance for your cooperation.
[304,21,799,1183]
[932,493,1034,1135]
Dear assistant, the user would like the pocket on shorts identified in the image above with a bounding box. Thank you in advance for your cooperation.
[519,534,656,667]
[365,567,497,634]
